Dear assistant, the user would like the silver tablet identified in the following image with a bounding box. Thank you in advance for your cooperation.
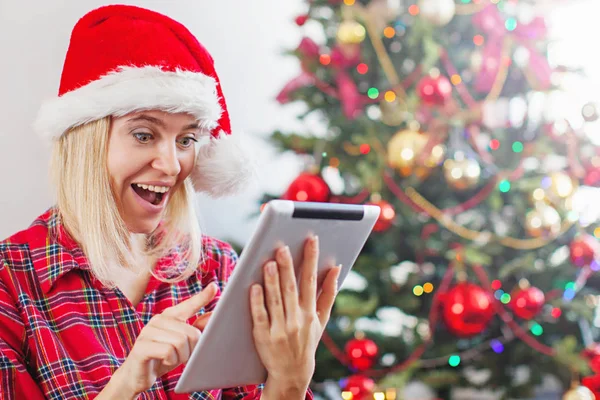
[175,200,381,393]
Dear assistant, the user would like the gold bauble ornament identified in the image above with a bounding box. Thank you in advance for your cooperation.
[336,20,366,45]
[387,129,445,179]
[443,154,481,191]
[562,384,595,400]
[548,171,577,199]
[525,203,561,238]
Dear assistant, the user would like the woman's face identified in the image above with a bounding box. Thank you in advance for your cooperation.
[107,110,199,234]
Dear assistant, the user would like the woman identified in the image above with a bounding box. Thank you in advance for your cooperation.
[0,5,340,399]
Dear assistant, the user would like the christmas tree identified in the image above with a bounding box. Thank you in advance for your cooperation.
[258,0,600,398]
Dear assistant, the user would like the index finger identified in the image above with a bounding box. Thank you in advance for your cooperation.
[163,282,218,321]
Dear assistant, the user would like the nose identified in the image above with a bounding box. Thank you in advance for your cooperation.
[151,142,181,177]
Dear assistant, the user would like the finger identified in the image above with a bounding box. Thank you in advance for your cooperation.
[136,337,180,372]
[316,266,341,327]
[158,317,203,353]
[299,235,319,310]
[275,246,300,328]
[139,325,191,367]
[263,261,286,330]
[249,284,270,335]
[192,312,212,331]
[163,282,217,321]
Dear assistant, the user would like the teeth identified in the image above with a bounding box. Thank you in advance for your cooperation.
[135,183,169,193]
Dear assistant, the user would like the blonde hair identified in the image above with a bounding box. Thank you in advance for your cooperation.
[49,117,202,288]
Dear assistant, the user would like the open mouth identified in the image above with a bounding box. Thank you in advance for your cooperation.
[131,183,169,206]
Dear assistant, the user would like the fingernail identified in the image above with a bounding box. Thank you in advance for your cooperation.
[313,235,319,245]
[266,261,277,276]
[252,285,262,296]
[278,246,290,258]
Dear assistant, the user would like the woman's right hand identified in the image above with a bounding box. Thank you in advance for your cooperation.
[105,282,218,397]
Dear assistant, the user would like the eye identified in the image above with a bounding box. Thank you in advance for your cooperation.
[133,132,153,143]
[178,136,198,148]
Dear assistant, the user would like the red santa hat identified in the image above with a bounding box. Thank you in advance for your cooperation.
[34,4,254,197]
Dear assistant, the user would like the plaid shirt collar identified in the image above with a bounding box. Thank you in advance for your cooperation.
[31,208,219,294]
[27,208,92,294]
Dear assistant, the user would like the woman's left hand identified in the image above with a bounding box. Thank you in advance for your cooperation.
[249,235,341,398]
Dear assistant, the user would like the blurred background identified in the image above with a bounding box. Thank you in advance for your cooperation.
[4,0,600,399]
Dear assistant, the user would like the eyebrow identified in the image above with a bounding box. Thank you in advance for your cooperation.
[126,114,201,131]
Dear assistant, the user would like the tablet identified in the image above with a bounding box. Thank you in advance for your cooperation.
[175,200,381,393]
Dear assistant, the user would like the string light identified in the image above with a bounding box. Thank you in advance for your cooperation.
[489,139,500,150]
[500,293,511,304]
[373,393,385,400]
[532,188,545,202]
[357,63,369,74]
[563,288,576,301]
[386,388,397,400]
[367,88,379,99]
[494,289,504,300]
[383,27,395,38]
[385,91,396,102]
[322,152,327,158]
[360,144,371,154]
[413,285,424,296]
[423,282,434,293]
[320,54,331,65]
[473,35,485,46]
[343,0,355,5]
[491,280,502,290]
[342,391,354,400]
[551,307,562,318]
[512,141,524,153]
[408,5,419,15]
[530,323,543,336]
[330,157,340,168]
[565,282,577,291]
[499,180,511,193]
[448,355,461,367]
[451,74,462,85]
[594,227,600,238]
[491,339,504,353]
[505,18,517,31]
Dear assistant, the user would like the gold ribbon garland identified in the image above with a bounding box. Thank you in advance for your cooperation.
[405,187,574,250]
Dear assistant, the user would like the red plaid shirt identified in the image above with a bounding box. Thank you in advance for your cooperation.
[0,208,313,400]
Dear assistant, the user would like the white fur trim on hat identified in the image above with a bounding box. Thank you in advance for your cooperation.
[34,66,222,139]
[191,131,257,197]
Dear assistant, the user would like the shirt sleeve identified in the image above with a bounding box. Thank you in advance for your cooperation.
[0,258,46,399]
[212,243,314,400]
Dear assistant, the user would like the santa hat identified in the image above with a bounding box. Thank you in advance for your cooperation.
[34,4,254,197]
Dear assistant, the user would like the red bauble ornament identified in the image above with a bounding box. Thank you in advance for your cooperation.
[416,75,453,106]
[282,172,331,202]
[342,375,375,400]
[570,235,598,268]
[344,338,379,372]
[368,200,395,232]
[510,286,545,320]
[295,14,309,26]
[442,282,494,337]
[582,344,600,374]
[584,165,600,187]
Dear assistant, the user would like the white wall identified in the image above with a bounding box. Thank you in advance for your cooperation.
[0,0,312,245]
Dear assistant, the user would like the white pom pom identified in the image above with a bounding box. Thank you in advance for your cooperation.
[190,131,257,197]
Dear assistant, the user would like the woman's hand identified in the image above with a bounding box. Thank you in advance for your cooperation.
[250,235,341,398]
[103,283,217,398]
